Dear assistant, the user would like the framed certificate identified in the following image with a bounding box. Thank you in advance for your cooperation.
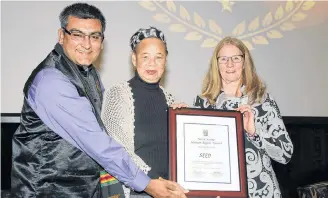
[168,107,247,197]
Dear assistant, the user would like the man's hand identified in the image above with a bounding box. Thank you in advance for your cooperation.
[144,179,189,198]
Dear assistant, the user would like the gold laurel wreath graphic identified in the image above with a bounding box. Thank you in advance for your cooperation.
[138,0,315,50]
[139,0,223,48]
[234,0,315,50]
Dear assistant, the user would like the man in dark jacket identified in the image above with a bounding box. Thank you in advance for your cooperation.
[11,3,187,198]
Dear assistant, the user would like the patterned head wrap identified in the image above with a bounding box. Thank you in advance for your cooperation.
[130,26,167,52]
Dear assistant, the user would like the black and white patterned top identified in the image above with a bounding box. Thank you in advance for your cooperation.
[193,92,293,198]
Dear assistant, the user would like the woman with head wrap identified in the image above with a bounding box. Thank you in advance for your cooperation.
[100,26,187,198]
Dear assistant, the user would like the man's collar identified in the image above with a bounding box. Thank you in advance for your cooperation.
[54,43,93,76]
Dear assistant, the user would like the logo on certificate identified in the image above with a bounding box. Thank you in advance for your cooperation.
[203,129,208,137]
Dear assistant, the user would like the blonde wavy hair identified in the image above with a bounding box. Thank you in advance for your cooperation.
[201,37,266,105]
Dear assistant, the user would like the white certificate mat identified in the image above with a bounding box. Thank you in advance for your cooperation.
[176,115,240,191]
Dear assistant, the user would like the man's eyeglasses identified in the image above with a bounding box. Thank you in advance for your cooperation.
[62,27,104,43]
[217,55,244,64]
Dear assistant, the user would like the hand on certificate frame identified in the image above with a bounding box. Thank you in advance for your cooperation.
[156,177,189,198]
[235,105,256,136]
[170,103,189,109]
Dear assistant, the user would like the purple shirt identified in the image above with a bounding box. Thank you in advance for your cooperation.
[26,67,150,192]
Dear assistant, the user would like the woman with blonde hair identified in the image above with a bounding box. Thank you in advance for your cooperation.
[194,37,293,198]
